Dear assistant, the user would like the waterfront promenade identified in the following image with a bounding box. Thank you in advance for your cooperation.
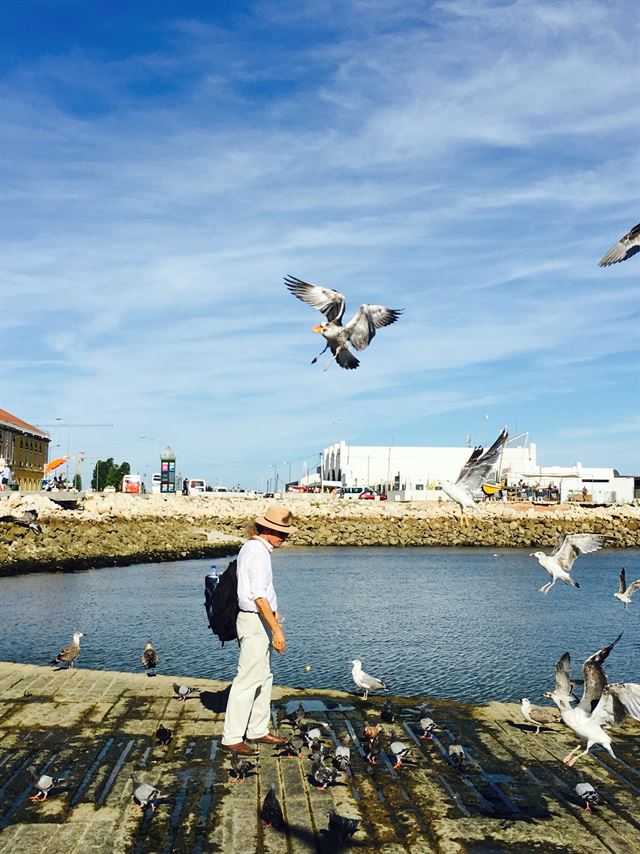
[0,662,638,853]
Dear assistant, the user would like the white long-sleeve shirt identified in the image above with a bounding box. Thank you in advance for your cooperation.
[236,536,278,613]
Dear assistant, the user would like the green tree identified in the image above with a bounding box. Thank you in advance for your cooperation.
[91,458,131,491]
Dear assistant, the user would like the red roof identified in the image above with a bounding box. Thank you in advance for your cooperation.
[0,408,49,438]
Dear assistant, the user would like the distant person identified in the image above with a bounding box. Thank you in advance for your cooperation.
[182,478,188,495]
[1,463,11,491]
[221,505,296,755]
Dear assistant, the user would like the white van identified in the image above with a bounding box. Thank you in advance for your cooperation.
[338,486,365,499]
[151,473,161,494]
[187,478,207,495]
[212,486,228,493]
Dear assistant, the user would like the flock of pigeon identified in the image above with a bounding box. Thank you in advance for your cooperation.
[285,222,639,371]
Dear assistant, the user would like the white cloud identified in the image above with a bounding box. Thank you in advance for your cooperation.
[1,0,638,482]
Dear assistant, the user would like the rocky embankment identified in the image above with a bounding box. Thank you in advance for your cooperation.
[1,491,639,575]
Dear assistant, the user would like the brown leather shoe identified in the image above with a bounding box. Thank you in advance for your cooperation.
[221,742,258,755]
[249,733,288,745]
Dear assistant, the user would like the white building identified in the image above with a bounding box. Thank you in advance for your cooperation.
[300,437,634,504]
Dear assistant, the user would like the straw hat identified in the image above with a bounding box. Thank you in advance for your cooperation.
[255,504,297,534]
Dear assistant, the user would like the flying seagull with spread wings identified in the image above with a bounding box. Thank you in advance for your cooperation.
[530,533,605,595]
[440,428,509,513]
[285,275,402,370]
[614,567,640,610]
[598,223,640,266]
[545,634,639,766]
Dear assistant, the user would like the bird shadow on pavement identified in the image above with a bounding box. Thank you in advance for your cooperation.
[199,687,231,713]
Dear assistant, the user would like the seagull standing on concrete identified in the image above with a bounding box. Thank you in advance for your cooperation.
[285,275,402,370]
[50,632,83,668]
[520,699,559,734]
[351,659,387,700]
[530,533,605,594]
[598,223,640,266]
[440,429,509,514]
[614,568,640,610]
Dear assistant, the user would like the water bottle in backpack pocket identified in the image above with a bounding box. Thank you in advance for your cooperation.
[204,558,239,646]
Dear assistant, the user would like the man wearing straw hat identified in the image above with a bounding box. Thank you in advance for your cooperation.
[221,504,296,755]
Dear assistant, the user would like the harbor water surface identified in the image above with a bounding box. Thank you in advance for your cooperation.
[1,546,638,702]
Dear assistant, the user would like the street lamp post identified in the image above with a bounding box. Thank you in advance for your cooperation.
[284,461,291,486]
[140,436,159,490]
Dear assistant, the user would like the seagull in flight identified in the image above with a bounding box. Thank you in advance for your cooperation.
[614,568,640,610]
[544,634,638,766]
[441,428,509,514]
[530,533,605,594]
[598,223,640,266]
[285,275,402,370]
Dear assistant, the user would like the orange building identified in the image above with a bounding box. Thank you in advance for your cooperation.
[0,408,50,492]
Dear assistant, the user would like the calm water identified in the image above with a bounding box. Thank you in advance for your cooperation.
[1,547,638,703]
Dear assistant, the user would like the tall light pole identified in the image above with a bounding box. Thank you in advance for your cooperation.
[283,461,291,486]
[140,436,159,489]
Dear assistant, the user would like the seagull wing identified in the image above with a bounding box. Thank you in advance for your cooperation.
[455,447,483,484]
[578,632,623,712]
[626,579,640,598]
[591,683,640,728]
[598,223,640,266]
[343,305,402,351]
[554,652,574,697]
[552,533,605,571]
[457,428,509,492]
[284,275,346,323]
[618,568,627,594]
[360,667,385,690]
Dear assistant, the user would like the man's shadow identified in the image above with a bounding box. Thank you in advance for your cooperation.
[200,687,231,714]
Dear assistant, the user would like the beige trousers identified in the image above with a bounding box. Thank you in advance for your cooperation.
[221,611,273,745]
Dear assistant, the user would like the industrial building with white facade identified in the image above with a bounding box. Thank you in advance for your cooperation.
[300,434,635,504]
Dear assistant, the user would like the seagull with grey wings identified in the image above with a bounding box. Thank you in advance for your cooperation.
[141,641,158,675]
[530,533,605,594]
[544,633,640,766]
[441,428,509,514]
[550,652,584,705]
[598,223,640,266]
[351,659,387,700]
[285,274,402,370]
[614,568,640,610]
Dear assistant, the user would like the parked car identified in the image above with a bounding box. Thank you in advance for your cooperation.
[359,488,387,501]
[338,486,366,499]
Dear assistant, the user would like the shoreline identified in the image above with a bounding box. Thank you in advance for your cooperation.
[1,491,639,577]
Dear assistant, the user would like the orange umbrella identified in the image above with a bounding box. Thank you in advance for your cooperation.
[44,457,69,474]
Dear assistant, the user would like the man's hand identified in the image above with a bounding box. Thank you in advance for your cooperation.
[272,626,286,655]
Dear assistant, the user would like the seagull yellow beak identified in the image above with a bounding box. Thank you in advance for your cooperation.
[312,325,324,333]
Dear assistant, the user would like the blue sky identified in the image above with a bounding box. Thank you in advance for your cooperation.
[1,0,638,487]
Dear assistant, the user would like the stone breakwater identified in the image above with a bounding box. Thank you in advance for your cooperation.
[1,491,639,576]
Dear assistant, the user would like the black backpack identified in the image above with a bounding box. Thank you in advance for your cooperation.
[204,559,239,645]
